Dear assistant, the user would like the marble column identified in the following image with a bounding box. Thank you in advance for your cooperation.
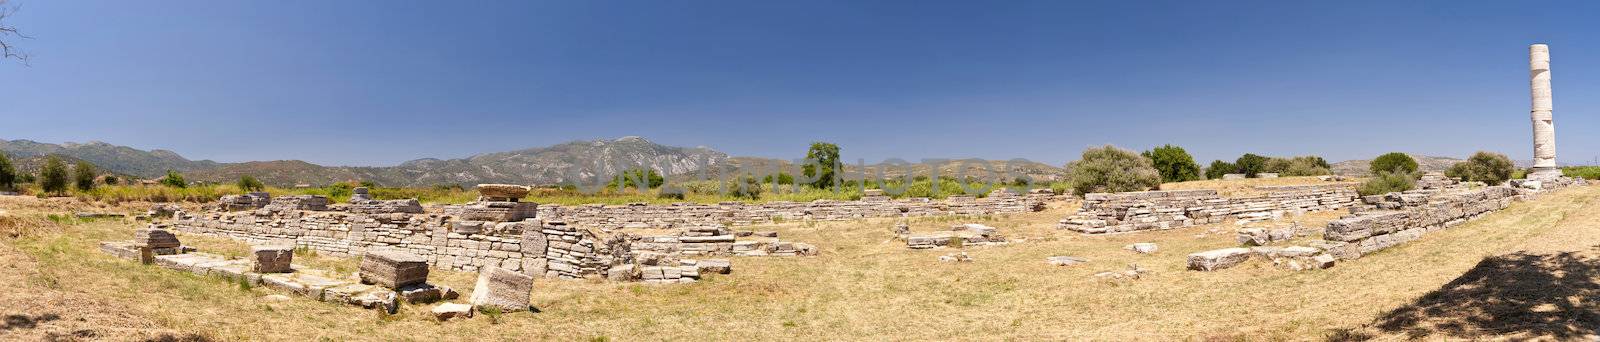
[1529,44,1560,179]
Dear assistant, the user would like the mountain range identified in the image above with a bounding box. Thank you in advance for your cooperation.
[2,137,1069,187]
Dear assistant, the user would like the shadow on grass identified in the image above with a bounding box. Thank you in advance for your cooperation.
[1356,248,1600,340]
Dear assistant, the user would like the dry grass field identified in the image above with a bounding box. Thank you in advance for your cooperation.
[4,183,1600,340]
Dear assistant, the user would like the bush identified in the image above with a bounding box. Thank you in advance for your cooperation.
[73,161,97,191]
[1445,151,1515,185]
[1267,156,1332,176]
[103,175,118,185]
[39,156,69,195]
[161,170,188,188]
[727,176,763,200]
[1234,154,1267,178]
[1065,145,1161,196]
[1141,144,1201,183]
[1358,170,1416,196]
[1370,153,1418,176]
[237,176,265,192]
[1204,160,1235,180]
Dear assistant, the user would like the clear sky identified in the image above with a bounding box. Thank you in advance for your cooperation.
[1,1,1597,166]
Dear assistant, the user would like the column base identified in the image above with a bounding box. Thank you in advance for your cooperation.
[1528,167,1564,181]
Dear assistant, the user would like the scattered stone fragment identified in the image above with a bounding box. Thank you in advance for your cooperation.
[432,303,474,321]
[1124,243,1158,254]
[1311,254,1337,269]
[1046,256,1087,266]
[260,294,292,302]
[938,252,973,263]
[1094,264,1150,281]
[398,283,458,304]
[1187,248,1252,271]
[1236,228,1270,246]
[469,266,534,312]
[358,250,430,290]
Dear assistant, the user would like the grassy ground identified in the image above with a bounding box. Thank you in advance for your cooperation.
[3,185,1600,340]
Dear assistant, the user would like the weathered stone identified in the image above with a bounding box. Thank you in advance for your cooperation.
[695,259,731,274]
[476,184,531,200]
[1311,254,1337,269]
[432,303,474,321]
[469,266,533,312]
[251,244,294,273]
[1124,243,1158,254]
[398,283,457,304]
[359,250,430,289]
[1187,248,1252,271]
[1046,256,1087,266]
[134,227,181,249]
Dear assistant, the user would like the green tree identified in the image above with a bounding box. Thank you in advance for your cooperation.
[39,156,68,195]
[803,142,841,189]
[608,168,665,189]
[1234,153,1267,178]
[1066,145,1162,196]
[1445,151,1516,185]
[1267,156,1332,176]
[1205,160,1235,180]
[72,160,97,191]
[0,150,14,190]
[103,175,118,185]
[238,175,266,192]
[1370,152,1419,176]
[161,170,188,188]
[1141,144,1201,183]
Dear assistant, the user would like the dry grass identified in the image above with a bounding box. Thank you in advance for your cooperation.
[3,186,1600,340]
[1161,176,1360,197]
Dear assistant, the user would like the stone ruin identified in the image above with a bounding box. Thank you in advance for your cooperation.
[902,223,1007,249]
[100,228,471,314]
[348,187,424,214]
[1058,184,1357,234]
[535,187,1050,231]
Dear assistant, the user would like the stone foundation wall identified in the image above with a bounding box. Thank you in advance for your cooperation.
[1317,186,1525,259]
[1058,184,1358,234]
[535,192,1050,231]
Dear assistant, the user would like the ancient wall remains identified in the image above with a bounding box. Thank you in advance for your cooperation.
[1058,184,1358,234]
[1317,186,1525,259]
[535,190,1050,231]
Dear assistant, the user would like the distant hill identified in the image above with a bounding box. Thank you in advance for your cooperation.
[0,139,220,178]
[1331,154,1464,176]
[2,137,729,187]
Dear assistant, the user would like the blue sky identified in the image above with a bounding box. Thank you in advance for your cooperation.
[1,1,1598,166]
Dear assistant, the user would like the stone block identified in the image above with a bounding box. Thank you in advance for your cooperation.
[134,228,181,249]
[1187,248,1252,271]
[696,259,732,274]
[359,250,430,289]
[432,303,474,321]
[251,245,294,273]
[469,266,534,312]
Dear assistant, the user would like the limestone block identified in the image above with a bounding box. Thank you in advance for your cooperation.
[251,245,294,273]
[470,266,534,312]
[1124,243,1158,254]
[696,259,732,274]
[1187,248,1252,271]
[432,303,474,321]
[476,184,531,200]
[134,227,182,249]
[359,250,430,289]
[1046,256,1087,266]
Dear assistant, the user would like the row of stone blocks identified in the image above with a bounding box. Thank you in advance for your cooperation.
[1316,186,1524,259]
[1059,184,1358,234]
[100,228,537,316]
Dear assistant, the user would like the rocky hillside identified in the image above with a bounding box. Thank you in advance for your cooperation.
[1331,154,1464,176]
[0,139,220,178]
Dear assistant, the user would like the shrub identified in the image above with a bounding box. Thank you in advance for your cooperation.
[1065,145,1161,196]
[1269,156,1332,176]
[1204,160,1235,179]
[1358,170,1416,196]
[1141,144,1201,183]
[39,156,69,195]
[73,161,97,191]
[237,176,265,192]
[0,151,14,190]
[1445,151,1515,185]
[103,175,118,185]
[656,189,686,200]
[1234,154,1267,178]
[161,170,188,188]
[608,168,665,190]
[1370,153,1418,176]
[727,175,763,200]
[803,142,841,189]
